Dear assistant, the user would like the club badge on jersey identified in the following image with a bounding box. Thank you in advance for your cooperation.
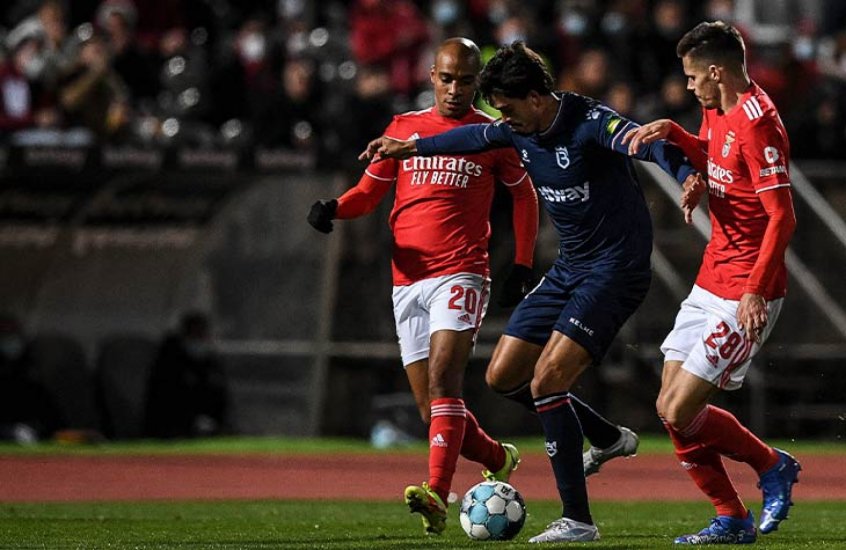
[721,131,735,158]
[555,146,570,170]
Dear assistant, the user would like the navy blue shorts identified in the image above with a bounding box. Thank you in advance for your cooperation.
[504,263,651,363]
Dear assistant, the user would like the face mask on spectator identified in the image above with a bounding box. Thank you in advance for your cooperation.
[792,37,815,61]
[239,33,266,63]
[560,13,588,36]
[433,0,459,25]
[22,55,45,79]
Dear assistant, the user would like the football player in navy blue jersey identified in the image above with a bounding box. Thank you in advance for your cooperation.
[361,42,704,543]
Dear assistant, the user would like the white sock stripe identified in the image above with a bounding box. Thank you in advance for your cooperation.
[431,404,466,411]
[431,404,467,417]
[534,393,570,407]
[430,409,467,416]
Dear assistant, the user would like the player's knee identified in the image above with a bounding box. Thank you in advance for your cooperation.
[530,365,570,396]
[655,393,668,420]
[660,402,689,432]
[485,360,510,392]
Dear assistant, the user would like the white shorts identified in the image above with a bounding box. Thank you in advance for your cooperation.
[660,285,783,391]
[392,272,490,367]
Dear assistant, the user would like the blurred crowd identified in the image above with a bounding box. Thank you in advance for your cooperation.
[1,0,845,163]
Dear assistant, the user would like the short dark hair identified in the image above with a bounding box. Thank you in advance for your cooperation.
[676,21,746,68]
[479,41,554,101]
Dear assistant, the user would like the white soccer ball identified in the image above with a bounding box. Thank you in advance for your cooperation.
[459,480,526,540]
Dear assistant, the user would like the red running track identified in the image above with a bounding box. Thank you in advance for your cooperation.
[0,452,843,503]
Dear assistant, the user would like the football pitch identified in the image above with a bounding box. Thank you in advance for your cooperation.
[2,500,845,548]
[1,436,844,548]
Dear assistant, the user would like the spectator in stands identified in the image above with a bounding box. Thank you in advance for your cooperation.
[97,0,158,103]
[0,24,60,134]
[558,48,611,98]
[635,0,688,91]
[7,0,76,89]
[57,28,130,140]
[637,74,701,131]
[348,0,430,97]
[144,312,229,439]
[817,28,846,85]
[0,314,63,443]
[330,63,394,173]
[604,80,636,119]
[252,56,321,150]
[208,16,276,128]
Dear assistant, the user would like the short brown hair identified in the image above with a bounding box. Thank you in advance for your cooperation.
[677,21,745,68]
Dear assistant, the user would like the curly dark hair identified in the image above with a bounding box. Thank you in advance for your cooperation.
[676,21,746,68]
[479,41,555,101]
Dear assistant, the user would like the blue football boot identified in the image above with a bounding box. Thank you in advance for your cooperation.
[758,448,801,534]
[674,510,757,545]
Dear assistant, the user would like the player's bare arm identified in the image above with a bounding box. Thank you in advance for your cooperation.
[621,119,673,155]
[680,173,706,224]
[358,136,418,161]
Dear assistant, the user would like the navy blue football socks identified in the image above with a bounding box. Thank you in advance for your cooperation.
[569,394,621,449]
[503,383,621,449]
[535,391,593,525]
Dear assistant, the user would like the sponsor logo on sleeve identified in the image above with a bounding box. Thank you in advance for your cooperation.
[760,146,787,176]
[605,116,622,134]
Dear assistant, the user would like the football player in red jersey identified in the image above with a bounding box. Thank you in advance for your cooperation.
[623,21,801,544]
[308,38,539,535]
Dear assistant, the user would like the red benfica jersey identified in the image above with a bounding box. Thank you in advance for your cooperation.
[697,83,791,300]
[367,107,529,286]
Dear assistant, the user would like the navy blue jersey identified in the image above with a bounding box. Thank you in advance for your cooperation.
[416,93,697,272]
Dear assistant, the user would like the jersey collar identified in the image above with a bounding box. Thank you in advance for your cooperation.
[537,92,566,141]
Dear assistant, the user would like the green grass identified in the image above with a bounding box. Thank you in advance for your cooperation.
[1,500,844,549]
[1,437,843,547]
[1,435,845,456]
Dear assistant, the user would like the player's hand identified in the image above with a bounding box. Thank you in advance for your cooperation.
[497,264,537,308]
[358,136,417,161]
[621,119,672,155]
[737,293,768,343]
[680,173,707,224]
[307,199,338,233]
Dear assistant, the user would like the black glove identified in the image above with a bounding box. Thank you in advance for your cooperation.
[497,264,537,308]
[307,199,338,233]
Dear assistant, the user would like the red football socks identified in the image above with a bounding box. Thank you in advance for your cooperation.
[428,397,467,503]
[684,405,779,475]
[664,417,747,518]
[460,409,506,473]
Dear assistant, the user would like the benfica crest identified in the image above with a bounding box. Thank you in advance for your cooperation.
[555,146,570,170]
[722,131,736,158]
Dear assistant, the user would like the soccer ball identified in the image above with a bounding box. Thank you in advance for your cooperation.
[459,481,526,540]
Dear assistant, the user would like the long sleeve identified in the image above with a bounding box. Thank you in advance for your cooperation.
[506,176,538,267]
[667,120,708,172]
[416,122,511,156]
[742,187,796,295]
[335,172,394,219]
[590,110,698,183]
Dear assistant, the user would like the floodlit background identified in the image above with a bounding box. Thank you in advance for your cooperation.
[0,0,844,444]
